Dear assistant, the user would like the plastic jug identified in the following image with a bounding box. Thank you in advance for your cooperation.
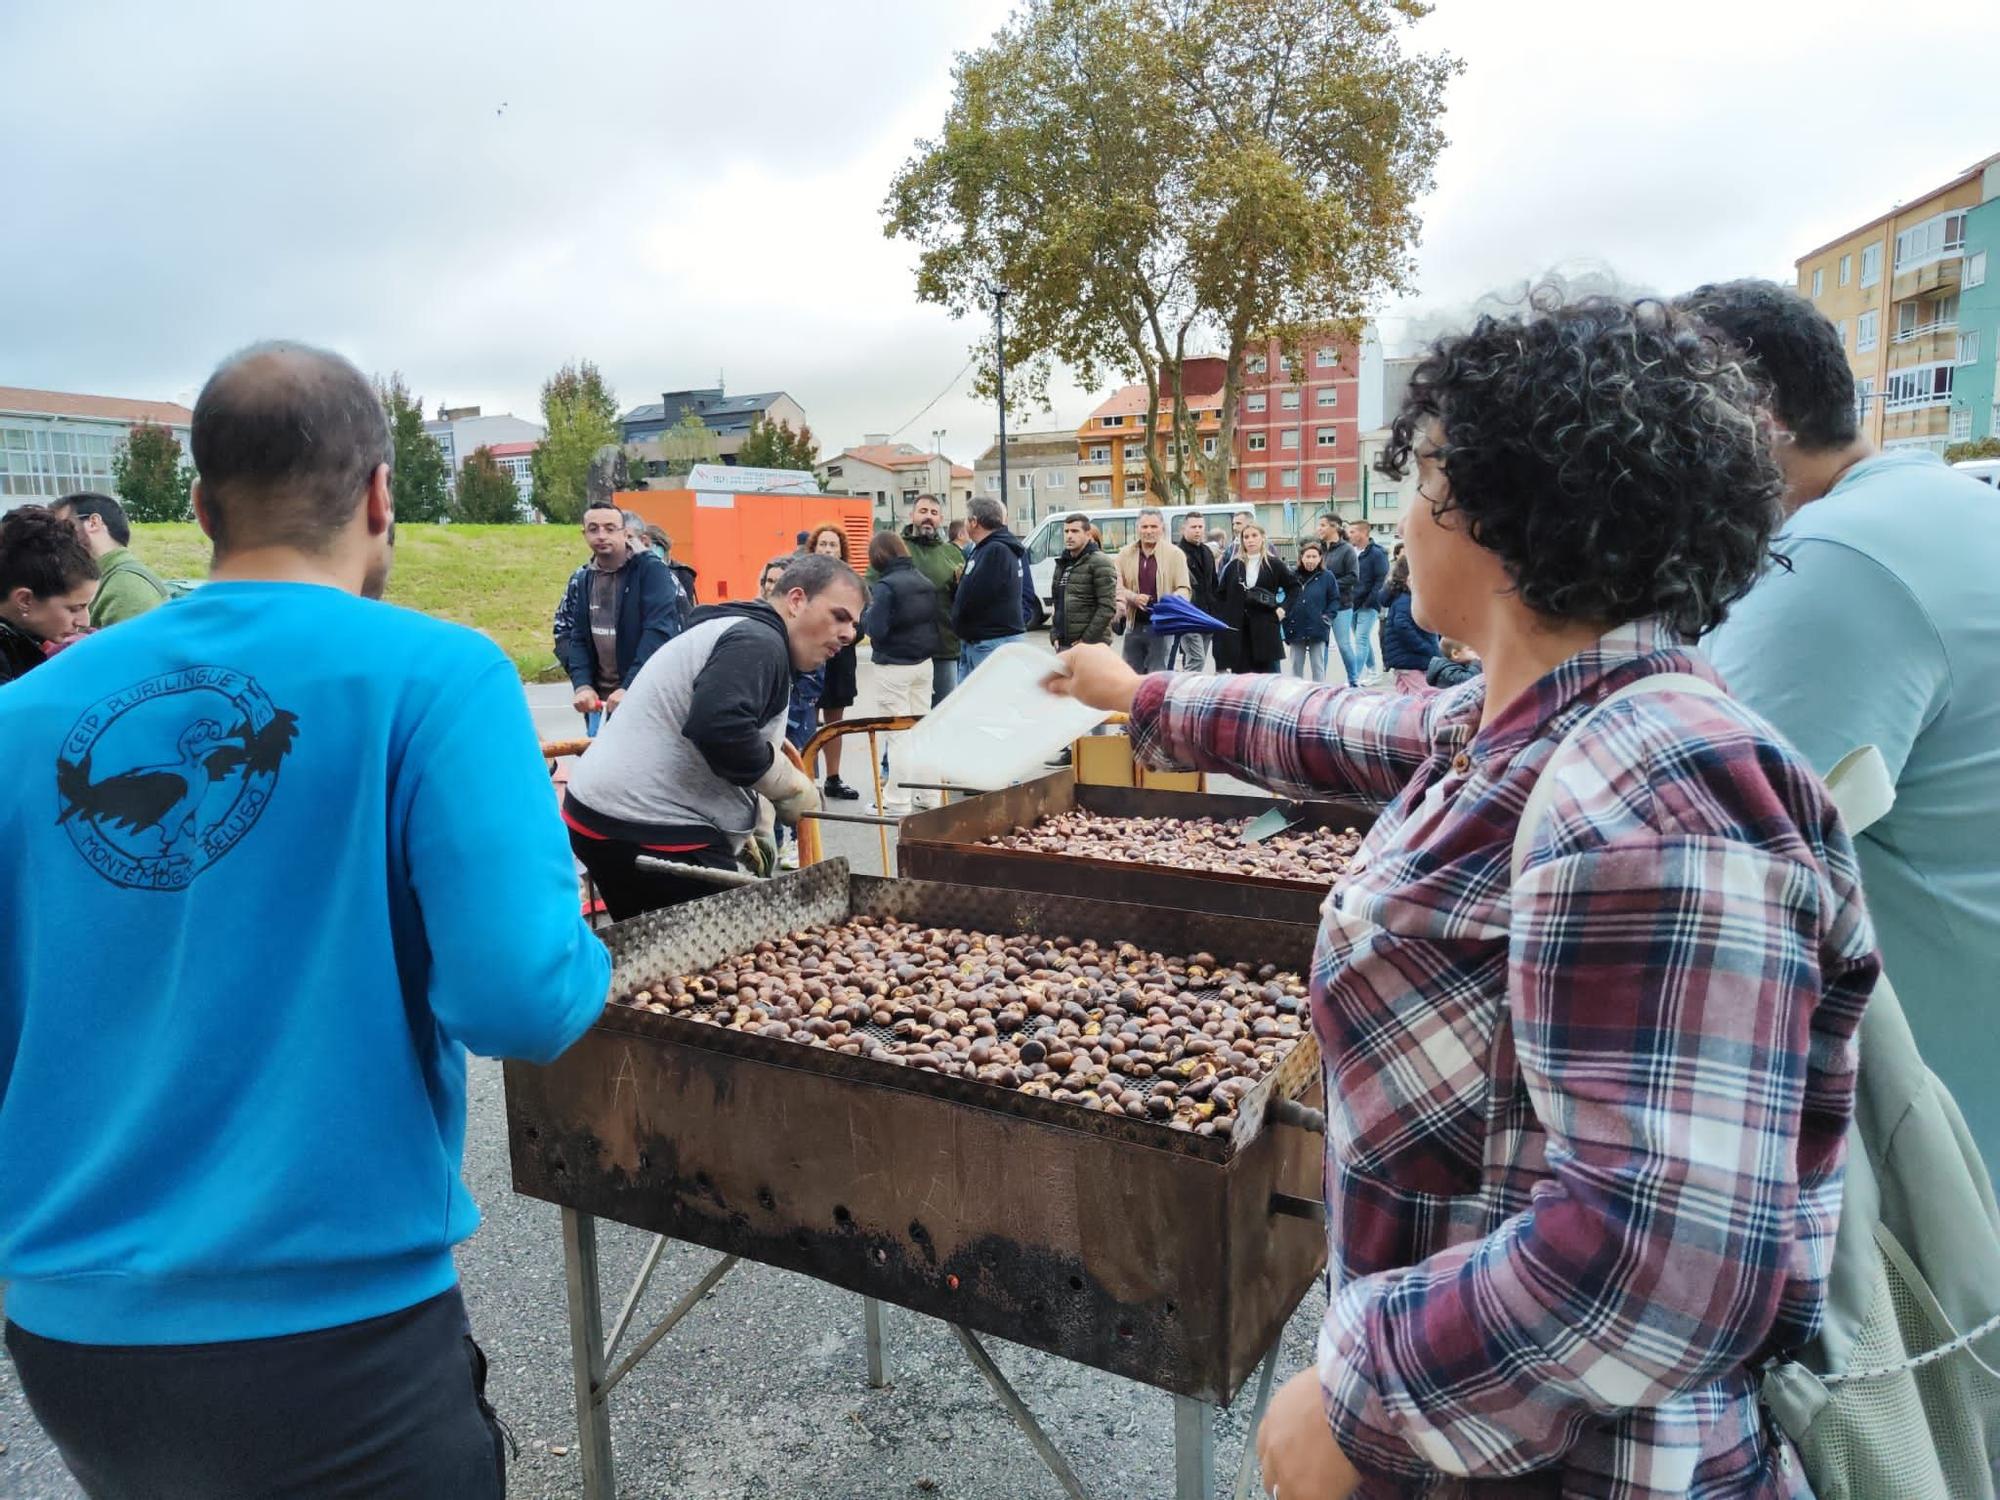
[898,643,1110,791]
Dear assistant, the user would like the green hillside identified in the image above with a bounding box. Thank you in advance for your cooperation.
[133,523,583,680]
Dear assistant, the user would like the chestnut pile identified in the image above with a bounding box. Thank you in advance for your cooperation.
[620,916,1310,1136]
[981,810,1361,883]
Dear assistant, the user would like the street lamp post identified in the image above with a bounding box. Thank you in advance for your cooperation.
[984,283,1010,511]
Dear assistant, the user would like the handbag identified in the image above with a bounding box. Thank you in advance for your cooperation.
[1515,673,2000,1499]
[1244,586,1279,610]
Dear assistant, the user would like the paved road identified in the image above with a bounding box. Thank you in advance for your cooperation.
[2,650,1326,1500]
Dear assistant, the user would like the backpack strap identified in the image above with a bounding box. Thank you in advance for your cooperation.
[1509,672,1725,884]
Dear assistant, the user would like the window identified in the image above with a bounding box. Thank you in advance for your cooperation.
[1856,310,1879,351]
[1123,443,1143,460]
[1316,427,1338,448]
[1882,362,1954,411]
[1958,331,1981,367]
[1833,320,1847,349]
[1839,253,1852,286]
[1316,388,1337,408]
[1854,377,1874,425]
[1247,355,1267,375]
[1894,211,1967,270]
[1968,250,1989,289]
[1124,476,1147,495]
[1018,471,1036,489]
[986,475,1001,492]
[1088,445,1109,463]
[1861,243,1882,286]
[1245,393,1267,412]
[1280,391,1300,410]
[1247,432,1266,451]
[1896,293,1958,340]
[1201,436,1216,456]
[1279,429,1299,450]
[1812,268,1824,298]
[1951,407,1973,440]
[1102,415,1124,427]
[1280,468,1299,487]
[1044,470,1064,488]
[1247,471,1267,489]
[1315,467,1335,486]
[1315,347,1337,368]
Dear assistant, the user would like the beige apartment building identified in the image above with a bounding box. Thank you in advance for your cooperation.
[1796,151,1999,454]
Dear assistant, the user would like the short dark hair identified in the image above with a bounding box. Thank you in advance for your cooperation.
[583,498,623,521]
[1062,511,1091,528]
[57,491,131,546]
[1316,512,1340,527]
[0,505,99,600]
[191,342,392,554]
[1676,278,1859,451]
[867,530,908,571]
[947,518,968,540]
[774,553,863,602]
[1377,291,1782,639]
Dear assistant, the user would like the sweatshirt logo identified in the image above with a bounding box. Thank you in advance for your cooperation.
[54,667,301,891]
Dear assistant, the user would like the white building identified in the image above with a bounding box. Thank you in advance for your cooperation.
[1,386,195,511]
[422,406,544,481]
[818,437,973,528]
[971,429,1080,536]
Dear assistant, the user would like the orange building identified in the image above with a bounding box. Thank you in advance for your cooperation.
[1076,356,1229,506]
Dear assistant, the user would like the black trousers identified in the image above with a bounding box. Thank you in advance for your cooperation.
[6,1287,506,1500]
[571,826,736,921]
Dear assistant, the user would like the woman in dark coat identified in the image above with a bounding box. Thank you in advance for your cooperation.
[1213,522,1294,674]
[808,524,865,799]
[1281,542,1336,681]
[0,505,98,686]
[1377,553,1443,691]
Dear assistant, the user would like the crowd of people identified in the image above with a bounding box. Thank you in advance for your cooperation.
[2,273,1998,1500]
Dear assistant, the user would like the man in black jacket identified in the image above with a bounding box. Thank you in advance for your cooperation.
[562,553,859,917]
[1347,519,1390,683]
[1314,512,1361,686]
[1175,513,1220,671]
[1050,513,1118,649]
[951,496,1028,684]
[552,500,683,725]
[859,531,941,812]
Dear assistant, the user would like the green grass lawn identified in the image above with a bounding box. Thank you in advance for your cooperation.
[133,523,583,680]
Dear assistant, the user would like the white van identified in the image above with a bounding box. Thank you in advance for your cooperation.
[1952,457,2000,489]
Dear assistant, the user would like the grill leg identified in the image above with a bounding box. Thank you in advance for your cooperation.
[948,1323,1092,1500]
[1173,1396,1214,1500]
[863,1296,889,1388]
[562,1208,616,1500]
[1231,1343,1282,1500]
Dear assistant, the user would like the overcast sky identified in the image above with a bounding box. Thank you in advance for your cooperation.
[3,0,1997,465]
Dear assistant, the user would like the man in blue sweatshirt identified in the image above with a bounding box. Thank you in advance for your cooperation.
[0,342,611,1499]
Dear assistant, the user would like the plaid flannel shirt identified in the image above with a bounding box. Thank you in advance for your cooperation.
[1130,621,1878,1499]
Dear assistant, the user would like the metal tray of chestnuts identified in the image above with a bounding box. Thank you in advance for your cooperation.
[897,770,1374,925]
[503,860,1330,1402]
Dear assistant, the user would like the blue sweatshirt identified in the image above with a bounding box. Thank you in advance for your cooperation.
[0,582,610,1344]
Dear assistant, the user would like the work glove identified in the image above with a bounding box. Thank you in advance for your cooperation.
[740,832,777,880]
[753,755,820,828]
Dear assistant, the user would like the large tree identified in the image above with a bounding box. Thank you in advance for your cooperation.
[531,360,622,523]
[885,0,1455,504]
[736,414,823,479]
[453,445,525,523]
[112,420,193,522]
[374,373,452,523]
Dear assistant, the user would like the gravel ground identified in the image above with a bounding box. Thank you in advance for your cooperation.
[3,653,1321,1500]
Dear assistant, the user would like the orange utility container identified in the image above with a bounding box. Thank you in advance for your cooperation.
[613,489,874,603]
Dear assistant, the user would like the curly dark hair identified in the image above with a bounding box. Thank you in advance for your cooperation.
[0,504,99,601]
[1377,291,1783,638]
[1676,278,1859,451]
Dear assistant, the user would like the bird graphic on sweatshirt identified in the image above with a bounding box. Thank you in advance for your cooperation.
[57,711,301,855]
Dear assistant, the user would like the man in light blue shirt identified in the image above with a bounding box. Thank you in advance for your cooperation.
[1686,279,2000,1180]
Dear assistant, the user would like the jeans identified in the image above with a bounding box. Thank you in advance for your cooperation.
[1173,633,1210,672]
[931,656,957,706]
[1349,607,1379,676]
[7,1288,507,1500]
[1287,639,1329,681]
[1331,608,1362,686]
[569,825,736,922]
[874,659,935,809]
[959,634,1026,684]
[1121,622,1174,673]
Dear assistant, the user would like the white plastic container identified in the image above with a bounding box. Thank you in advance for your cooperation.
[898,642,1110,791]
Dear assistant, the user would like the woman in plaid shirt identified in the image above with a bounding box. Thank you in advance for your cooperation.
[1054,296,1880,1498]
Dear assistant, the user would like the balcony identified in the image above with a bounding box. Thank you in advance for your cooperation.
[1891,315,1957,346]
[1891,255,1961,302]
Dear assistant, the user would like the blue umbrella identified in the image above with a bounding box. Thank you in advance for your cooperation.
[1147,593,1227,636]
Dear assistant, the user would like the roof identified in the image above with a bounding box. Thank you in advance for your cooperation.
[622,390,791,425]
[830,443,968,476]
[1795,150,2000,265]
[976,429,1081,464]
[484,441,539,457]
[1085,383,1221,422]
[0,385,193,425]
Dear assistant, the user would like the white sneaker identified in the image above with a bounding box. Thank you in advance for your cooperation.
[777,843,800,870]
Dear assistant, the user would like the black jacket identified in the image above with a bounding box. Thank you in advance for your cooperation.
[951,527,1028,643]
[1379,590,1441,669]
[0,618,45,686]
[1177,535,1219,613]
[859,557,942,666]
[1051,542,1118,647]
[682,601,796,785]
[1321,539,1359,610]
[1353,541,1390,611]
[552,550,683,692]
[1216,553,1295,667]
